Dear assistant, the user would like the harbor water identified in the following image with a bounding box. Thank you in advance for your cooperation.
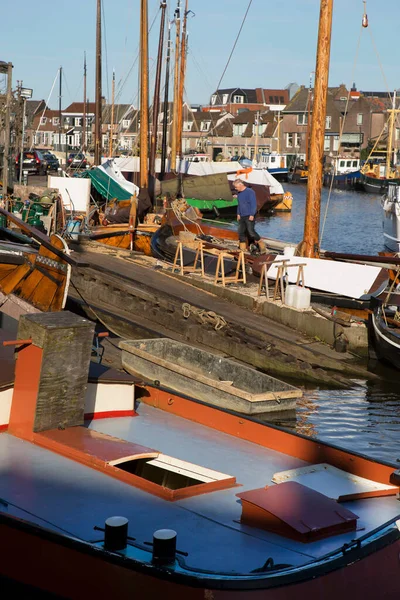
[256,184,400,464]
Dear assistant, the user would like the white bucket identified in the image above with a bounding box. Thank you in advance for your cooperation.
[292,286,311,310]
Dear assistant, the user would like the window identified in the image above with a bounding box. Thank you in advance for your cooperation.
[40,117,47,125]
[286,133,294,148]
[352,160,358,167]
[252,124,266,136]
[122,119,130,128]
[222,94,228,104]
[183,121,193,131]
[324,135,330,151]
[295,133,301,148]
[211,95,217,105]
[200,121,211,132]
[53,117,59,126]
[233,95,244,104]
[64,117,71,125]
[280,96,284,103]
[333,135,340,151]
[297,114,308,125]
[396,128,400,141]
[75,117,83,127]
[233,123,246,136]
[357,113,363,126]
[325,116,332,129]
[339,160,345,167]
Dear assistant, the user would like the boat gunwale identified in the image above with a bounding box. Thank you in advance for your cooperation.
[1,501,399,592]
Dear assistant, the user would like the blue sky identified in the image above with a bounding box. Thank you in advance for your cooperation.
[1,1,398,109]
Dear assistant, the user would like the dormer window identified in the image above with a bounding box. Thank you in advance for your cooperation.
[222,94,228,104]
[200,121,211,132]
[40,117,47,126]
[53,117,60,126]
[253,124,266,135]
[325,115,332,129]
[211,95,217,105]
[122,119,130,128]
[233,124,247,136]
[233,95,244,104]
[183,121,193,131]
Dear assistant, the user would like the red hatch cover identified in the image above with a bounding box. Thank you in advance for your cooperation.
[237,481,359,542]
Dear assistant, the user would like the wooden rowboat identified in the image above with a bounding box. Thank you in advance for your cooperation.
[120,338,302,414]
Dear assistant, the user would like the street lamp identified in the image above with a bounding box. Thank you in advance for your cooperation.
[19,86,33,184]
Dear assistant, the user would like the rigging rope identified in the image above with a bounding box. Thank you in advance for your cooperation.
[182,302,227,331]
[214,0,253,94]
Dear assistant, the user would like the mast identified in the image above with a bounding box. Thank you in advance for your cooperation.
[305,72,313,166]
[110,70,115,158]
[302,0,333,258]
[254,110,260,161]
[276,110,281,154]
[83,53,87,153]
[385,91,399,179]
[139,0,149,189]
[161,21,172,179]
[176,0,189,162]
[149,1,167,189]
[94,0,102,165]
[1,62,13,198]
[170,1,181,171]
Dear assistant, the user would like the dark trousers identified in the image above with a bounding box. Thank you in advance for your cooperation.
[238,216,260,243]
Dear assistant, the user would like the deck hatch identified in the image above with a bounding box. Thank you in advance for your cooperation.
[109,453,237,500]
[272,463,399,500]
[237,482,359,542]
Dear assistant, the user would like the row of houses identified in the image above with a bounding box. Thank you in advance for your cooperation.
[23,83,399,166]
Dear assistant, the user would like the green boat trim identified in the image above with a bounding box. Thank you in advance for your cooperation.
[185,197,238,211]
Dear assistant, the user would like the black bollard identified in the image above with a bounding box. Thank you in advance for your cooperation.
[104,516,129,551]
[152,529,177,565]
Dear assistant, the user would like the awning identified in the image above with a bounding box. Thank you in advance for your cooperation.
[79,168,132,202]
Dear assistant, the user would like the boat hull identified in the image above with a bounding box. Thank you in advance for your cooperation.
[382,197,400,252]
[360,174,400,194]
[368,309,400,370]
[1,509,400,599]
[120,338,302,414]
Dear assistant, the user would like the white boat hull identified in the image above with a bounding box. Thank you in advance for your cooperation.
[382,194,400,252]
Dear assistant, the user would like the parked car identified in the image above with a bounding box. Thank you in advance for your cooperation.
[15,150,48,176]
[43,152,60,172]
[67,153,87,169]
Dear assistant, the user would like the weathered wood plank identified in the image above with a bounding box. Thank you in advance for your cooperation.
[18,312,95,432]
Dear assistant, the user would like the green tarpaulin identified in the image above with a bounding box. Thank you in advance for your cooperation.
[79,168,132,201]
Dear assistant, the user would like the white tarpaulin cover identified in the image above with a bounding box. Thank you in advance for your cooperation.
[267,255,386,299]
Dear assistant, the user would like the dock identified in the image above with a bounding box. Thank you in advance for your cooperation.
[68,242,375,389]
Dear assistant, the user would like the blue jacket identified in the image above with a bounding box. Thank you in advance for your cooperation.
[237,186,257,217]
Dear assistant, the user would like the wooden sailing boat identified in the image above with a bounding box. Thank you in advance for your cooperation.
[360,91,400,193]
[87,0,164,253]
[0,208,73,316]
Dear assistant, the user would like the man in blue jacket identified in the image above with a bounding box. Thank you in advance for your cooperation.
[233,178,266,253]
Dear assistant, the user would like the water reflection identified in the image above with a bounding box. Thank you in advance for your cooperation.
[265,376,400,463]
[257,184,385,255]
